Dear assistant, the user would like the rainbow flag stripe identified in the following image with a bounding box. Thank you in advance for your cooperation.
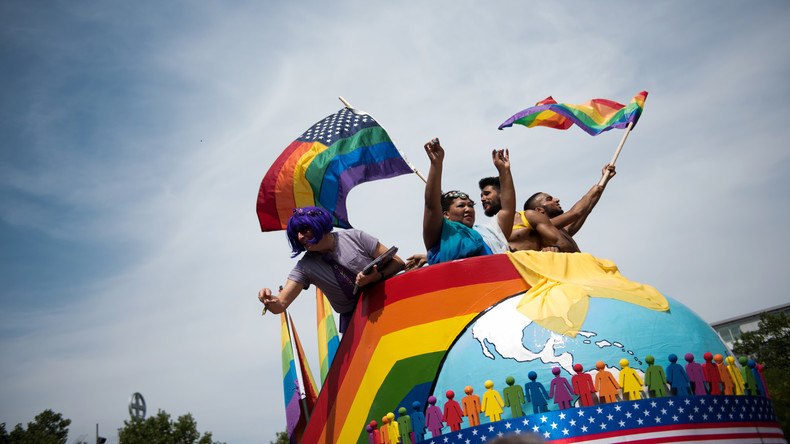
[257,107,413,231]
[290,313,319,413]
[300,254,530,444]
[316,289,339,384]
[498,91,648,136]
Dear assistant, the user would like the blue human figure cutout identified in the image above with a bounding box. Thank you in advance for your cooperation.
[666,353,691,396]
[409,401,425,443]
[684,353,707,395]
[549,367,576,409]
[748,360,766,397]
[525,371,550,414]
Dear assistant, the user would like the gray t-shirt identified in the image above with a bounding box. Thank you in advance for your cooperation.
[287,229,379,314]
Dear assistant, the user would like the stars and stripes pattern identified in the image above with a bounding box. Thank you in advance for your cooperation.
[415,395,785,443]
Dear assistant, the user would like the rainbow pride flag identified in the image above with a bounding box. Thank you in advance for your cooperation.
[257,107,413,231]
[290,313,319,414]
[279,313,303,444]
[316,289,339,385]
[299,255,530,444]
[498,91,648,136]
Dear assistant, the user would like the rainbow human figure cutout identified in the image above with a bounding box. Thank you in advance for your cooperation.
[739,356,758,396]
[666,354,691,396]
[462,386,482,427]
[397,407,412,444]
[685,353,707,395]
[549,367,576,409]
[425,396,444,437]
[619,359,644,400]
[369,420,381,444]
[756,364,770,398]
[503,376,526,418]
[525,371,551,413]
[409,401,425,443]
[443,390,464,432]
[366,423,376,444]
[380,416,390,444]
[702,352,722,395]
[386,412,399,444]
[748,360,766,396]
[594,361,620,403]
[571,364,596,407]
[481,380,505,422]
[726,356,746,395]
[713,354,735,395]
[643,355,667,398]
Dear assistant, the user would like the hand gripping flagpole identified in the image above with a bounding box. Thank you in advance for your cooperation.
[338,96,428,184]
[599,121,634,186]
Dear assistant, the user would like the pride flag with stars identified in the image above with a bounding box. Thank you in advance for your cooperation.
[316,289,339,385]
[257,107,413,231]
[498,91,647,136]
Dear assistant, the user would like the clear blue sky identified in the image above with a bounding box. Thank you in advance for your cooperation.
[1,1,788,442]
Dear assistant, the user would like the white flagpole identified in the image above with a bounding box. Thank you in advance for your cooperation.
[284,310,309,422]
[599,121,634,186]
[338,96,428,184]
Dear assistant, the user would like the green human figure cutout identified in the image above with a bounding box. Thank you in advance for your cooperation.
[397,407,412,444]
[738,356,758,396]
[644,355,667,397]
[502,376,525,418]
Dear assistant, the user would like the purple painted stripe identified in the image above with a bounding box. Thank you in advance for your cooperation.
[285,391,301,437]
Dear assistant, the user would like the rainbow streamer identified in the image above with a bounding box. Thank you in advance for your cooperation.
[299,255,530,444]
[257,107,413,231]
[280,313,303,444]
[498,91,648,136]
[316,289,339,384]
[290,313,319,414]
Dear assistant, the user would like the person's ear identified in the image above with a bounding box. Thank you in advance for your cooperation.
[535,207,545,215]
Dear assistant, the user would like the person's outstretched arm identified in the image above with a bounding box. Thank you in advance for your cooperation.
[258,279,303,314]
[552,164,616,236]
[493,149,516,240]
[423,138,445,251]
[525,210,576,252]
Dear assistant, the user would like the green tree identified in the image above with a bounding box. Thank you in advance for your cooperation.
[732,311,790,432]
[117,409,224,444]
[270,429,288,444]
[0,409,72,444]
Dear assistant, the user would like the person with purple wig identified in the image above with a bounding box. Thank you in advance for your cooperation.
[257,206,405,333]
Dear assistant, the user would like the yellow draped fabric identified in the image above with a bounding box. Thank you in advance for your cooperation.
[506,251,668,337]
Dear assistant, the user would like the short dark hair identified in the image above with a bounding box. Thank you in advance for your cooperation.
[478,176,500,191]
[523,192,544,211]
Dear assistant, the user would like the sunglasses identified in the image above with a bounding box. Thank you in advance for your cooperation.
[292,208,323,216]
[442,191,469,200]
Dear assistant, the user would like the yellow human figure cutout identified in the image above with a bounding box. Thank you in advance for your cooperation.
[387,412,400,444]
[726,356,746,395]
[618,359,644,400]
[481,380,505,422]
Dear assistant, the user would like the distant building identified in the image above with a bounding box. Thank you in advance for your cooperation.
[710,303,790,351]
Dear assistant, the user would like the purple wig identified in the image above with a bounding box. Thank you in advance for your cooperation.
[286,206,334,257]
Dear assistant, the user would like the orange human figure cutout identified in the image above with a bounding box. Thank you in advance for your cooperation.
[714,354,735,395]
[594,361,620,403]
[380,416,390,444]
[481,380,505,422]
[619,359,644,400]
[462,385,482,427]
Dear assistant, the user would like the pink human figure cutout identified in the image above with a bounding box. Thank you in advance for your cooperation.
[594,361,620,403]
[549,366,576,409]
[443,390,464,432]
[702,352,722,395]
[571,363,596,407]
[684,353,707,395]
[713,354,734,395]
[462,386,482,427]
[424,395,444,437]
[618,359,644,400]
[756,364,770,398]
[481,380,505,422]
